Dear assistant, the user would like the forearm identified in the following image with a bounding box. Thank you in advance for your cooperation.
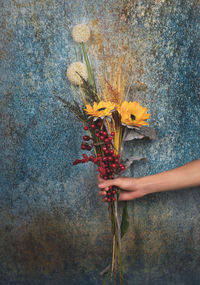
[137,159,200,195]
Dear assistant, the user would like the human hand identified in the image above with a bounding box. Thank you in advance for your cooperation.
[98,175,146,201]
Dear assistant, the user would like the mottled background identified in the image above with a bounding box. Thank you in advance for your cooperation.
[0,0,200,284]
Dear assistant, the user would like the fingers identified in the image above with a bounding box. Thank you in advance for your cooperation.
[118,191,134,201]
[97,174,104,184]
[99,188,131,201]
[99,189,143,201]
[97,176,142,202]
[99,190,107,197]
[98,178,119,191]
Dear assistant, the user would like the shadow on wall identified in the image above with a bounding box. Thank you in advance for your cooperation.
[1,202,200,284]
[0,209,112,279]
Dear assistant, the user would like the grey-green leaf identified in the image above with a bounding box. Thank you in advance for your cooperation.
[124,129,144,141]
[124,156,146,169]
[136,126,157,140]
[124,126,156,141]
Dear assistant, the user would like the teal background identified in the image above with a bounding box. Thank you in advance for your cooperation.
[0,0,200,284]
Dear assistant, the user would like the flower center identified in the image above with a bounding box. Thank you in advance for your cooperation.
[97,107,106,111]
[131,114,136,121]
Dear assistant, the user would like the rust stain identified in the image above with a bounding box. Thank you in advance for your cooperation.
[0,49,7,59]
[13,0,52,8]
[1,211,112,276]
[13,0,34,8]
[116,0,135,23]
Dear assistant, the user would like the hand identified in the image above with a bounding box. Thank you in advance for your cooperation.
[98,175,146,201]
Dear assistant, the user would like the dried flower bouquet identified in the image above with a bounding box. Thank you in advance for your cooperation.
[57,23,156,284]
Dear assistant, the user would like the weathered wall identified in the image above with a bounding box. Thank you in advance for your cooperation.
[0,0,200,284]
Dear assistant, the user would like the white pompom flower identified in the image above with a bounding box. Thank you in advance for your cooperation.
[66,62,88,85]
[72,24,90,43]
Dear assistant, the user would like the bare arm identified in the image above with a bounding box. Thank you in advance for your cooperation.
[98,159,200,201]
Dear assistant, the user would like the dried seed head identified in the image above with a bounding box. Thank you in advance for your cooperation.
[66,62,88,85]
[72,24,90,43]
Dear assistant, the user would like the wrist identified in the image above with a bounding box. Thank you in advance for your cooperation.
[135,176,157,196]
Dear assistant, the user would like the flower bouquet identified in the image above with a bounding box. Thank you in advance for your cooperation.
[57,23,156,284]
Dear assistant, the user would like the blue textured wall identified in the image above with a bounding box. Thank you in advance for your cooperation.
[0,0,200,284]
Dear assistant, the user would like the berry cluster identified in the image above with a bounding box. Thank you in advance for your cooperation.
[73,121,126,202]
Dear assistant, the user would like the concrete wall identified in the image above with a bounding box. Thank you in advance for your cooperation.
[0,0,200,284]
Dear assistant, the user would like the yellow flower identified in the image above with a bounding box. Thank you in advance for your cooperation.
[85,101,116,118]
[72,24,90,43]
[118,101,150,127]
[66,62,88,85]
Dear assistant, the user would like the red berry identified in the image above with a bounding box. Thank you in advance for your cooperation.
[104,138,109,143]
[107,144,111,148]
[81,145,86,150]
[107,192,111,196]
[120,165,125,171]
[102,146,107,151]
[112,163,116,168]
[107,198,111,202]
[86,145,92,151]
[73,159,79,165]
[112,197,116,201]
[112,190,117,194]
[96,133,100,137]
[97,153,101,157]
[109,186,112,190]
[104,150,109,155]
[108,137,112,142]
[83,154,88,159]
[106,169,111,173]
[111,132,115,136]
[103,131,107,136]
[103,176,108,180]
[91,124,95,129]
[103,157,107,162]
[89,155,94,161]
[84,126,88,130]
[97,121,102,127]
[93,158,98,163]
[109,149,114,155]
[100,131,104,135]
[108,156,113,161]
[119,163,123,167]
[109,175,113,179]
[83,135,90,141]
[115,159,119,163]
[100,136,104,140]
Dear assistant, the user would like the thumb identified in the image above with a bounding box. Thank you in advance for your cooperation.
[98,178,119,190]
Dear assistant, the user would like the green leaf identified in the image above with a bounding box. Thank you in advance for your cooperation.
[121,201,129,238]
[81,43,98,96]
[117,189,120,201]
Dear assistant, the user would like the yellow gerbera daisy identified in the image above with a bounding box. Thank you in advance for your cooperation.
[85,101,116,118]
[118,101,150,127]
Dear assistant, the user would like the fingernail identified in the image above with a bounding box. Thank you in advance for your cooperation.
[99,183,105,187]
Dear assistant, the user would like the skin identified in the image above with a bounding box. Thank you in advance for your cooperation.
[98,159,200,201]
